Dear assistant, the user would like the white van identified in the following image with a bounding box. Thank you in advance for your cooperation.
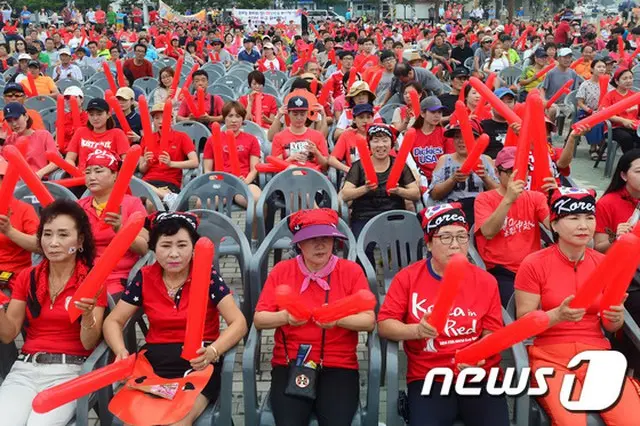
[307,9,346,23]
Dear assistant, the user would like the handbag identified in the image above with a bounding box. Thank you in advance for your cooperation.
[281,279,330,401]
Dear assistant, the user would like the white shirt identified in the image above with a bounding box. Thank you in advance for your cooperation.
[53,63,82,81]
[83,55,105,71]
[263,57,282,71]
[68,37,83,50]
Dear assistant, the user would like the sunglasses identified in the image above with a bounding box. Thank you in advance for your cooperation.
[4,92,24,98]
[63,95,83,100]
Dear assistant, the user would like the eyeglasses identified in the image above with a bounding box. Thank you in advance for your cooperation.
[432,233,469,245]
[4,93,24,99]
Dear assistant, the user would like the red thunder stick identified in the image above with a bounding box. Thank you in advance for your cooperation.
[50,177,87,188]
[459,134,490,175]
[266,155,290,171]
[570,57,584,69]
[455,311,550,365]
[574,92,640,132]
[106,95,133,135]
[169,56,185,97]
[97,145,142,231]
[0,163,19,215]
[56,95,66,153]
[468,77,522,125]
[102,62,118,94]
[180,87,200,117]
[255,163,284,173]
[474,73,497,116]
[210,122,225,172]
[137,95,156,155]
[458,81,468,103]
[317,83,332,106]
[427,254,468,333]
[347,67,358,91]
[181,238,215,360]
[275,285,313,321]
[545,79,574,109]
[46,152,83,177]
[598,75,610,108]
[32,355,136,414]
[26,73,38,97]
[225,130,242,176]
[69,95,82,128]
[368,70,383,93]
[68,212,146,321]
[454,101,476,152]
[313,290,377,323]
[513,100,533,182]
[3,146,54,207]
[409,89,421,119]
[599,234,640,315]
[530,94,551,191]
[115,60,126,88]
[533,63,555,80]
[182,64,200,91]
[354,135,378,186]
[386,128,416,193]
[197,87,206,117]
[254,93,263,127]
[159,100,173,153]
[310,79,318,96]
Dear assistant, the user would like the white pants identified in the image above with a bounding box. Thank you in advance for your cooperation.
[0,360,81,426]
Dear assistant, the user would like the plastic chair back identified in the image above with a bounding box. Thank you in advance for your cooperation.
[13,182,78,216]
[264,70,288,88]
[214,75,244,95]
[379,103,401,124]
[499,66,522,86]
[83,85,105,100]
[57,78,83,93]
[24,95,56,112]
[40,106,58,133]
[132,77,159,96]
[208,83,236,100]
[79,66,96,81]
[202,61,226,76]
[172,120,212,154]
[228,67,251,81]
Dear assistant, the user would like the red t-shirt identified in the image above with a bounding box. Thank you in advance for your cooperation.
[601,89,639,127]
[0,199,38,277]
[378,259,503,384]
[411,126,455,181]
[66,127,130,169]
[95,10,106,24]
[332,128,364,167]
[141,130,195,188]
[596,188,636,238]
[11,260,108,356]
[61,111,88,154]
[178,93,224,118]
[255,258,373,369]
[474,190,549,273]
[203,131,260,177]
[121,262,231,344]
[6,130,58,173]
[271,128,329,171]
[515,246,610,349]
[238,93,278,130]
[328,70,345,99]
[123,58,153,81]
[78,194,146,295]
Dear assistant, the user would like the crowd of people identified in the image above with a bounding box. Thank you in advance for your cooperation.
[0,3,638,426]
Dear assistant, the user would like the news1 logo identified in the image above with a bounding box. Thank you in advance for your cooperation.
[421,351,628,411]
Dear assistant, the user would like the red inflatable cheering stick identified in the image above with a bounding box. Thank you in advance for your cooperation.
[137,95,156,155]
[181,238,215,360]
[458,134,490,175]
[599,233,640,316]
[32,355,136,414]
[56,95,66,154]
[210,122,225,172]
[513,96,534,182]
[386,128,416,193]
[354,135,378,186]
[115,60,126,88]
[574,92,640,132]
[102,62,118,94]
[598,75,610,108]
[180,87,200,118]
[68,212,146,321]
[529,93,551,191]
[266,155,290,171]
[533,63,555,80]
[545,79,574,110]
[225,130,242,176]
[454,101,476,152]
[427,254,468,333]
[46,152,83,177]
[275,285,313,322]
[169,56,185,97]
[468,77,521,125]
[455,311,550,365]
[313,290,377,323]
[106,95,133,135]
[409,89,421,119]
[159,101,173,153]
[3,146,54,207]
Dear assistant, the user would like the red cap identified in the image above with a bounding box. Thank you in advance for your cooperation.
[86,150,120,171]
[288,208,346,243]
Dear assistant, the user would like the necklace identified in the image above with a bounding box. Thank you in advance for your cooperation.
[164,277,186,298]
[48,282,65,309]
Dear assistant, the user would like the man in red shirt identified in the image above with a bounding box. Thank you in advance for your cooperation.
[123,43,153,81]
[177,70,224,125]
[554,16,572,46]
[94,6,106,31]
[271,96,329,171]
[474,146,552,307]
[327,50,356,100]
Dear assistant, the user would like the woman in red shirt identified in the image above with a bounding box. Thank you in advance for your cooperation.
[239,71,278,130]
[447,84,490,126]
[103,212,247,424]
[378,204,508,426]
[328,103,375,174]
[0,200,106,425]
[515,187,640,425]
[600,67,639,153]
[203,101,262,206]
[254,209,375,425]
[391,81,424,133]
[60,86,88,155]
[78,151,149,296]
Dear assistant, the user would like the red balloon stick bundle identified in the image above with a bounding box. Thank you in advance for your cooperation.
[313,290,376,323]
[106,95,133,135]
[427,254,468,332]
[275,285,313,321]
[266,155,290,171]
[159,101,173,153]
[455,311,550,365]
[115,60,126,88]
[254,93,263,128]
[409,89,421,119]
[137,95,156,155]
[181,238,215,360]
[469,77,522,125]
[32,355,136,414]
[454,101,476,151]
[598,75,610,108]
[68,212,146,321]
[197,87,207,117]
[574,91,640,132]
[599,233,640,315]
[459,135,490,175]
[545,79,574,110]
[102,62,118,94]
[169,56,185,97]
[56,95,66,153]
[97,145,142,230]
[354,135,378,186]
[387,128,416,193]
[210,123,225,172]
[46,152,82,177]
[224,130,242,176]
[3,146,54,207]
[529,93,551,191]
[69,95,82,129]
[180,87,200,118]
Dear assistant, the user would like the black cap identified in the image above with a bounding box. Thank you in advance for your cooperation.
[287,96,309,111]
[3,83,24,94]
[451,67,469,79]
[353,103,374,116]
[86,98,110,112]
[3,102,27,119]
[28,60,40,68]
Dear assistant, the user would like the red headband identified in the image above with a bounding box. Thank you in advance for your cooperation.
[86,150,120,171]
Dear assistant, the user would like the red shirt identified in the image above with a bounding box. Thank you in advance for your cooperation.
[178,93,224,118]
[332,128,364,167]
[411,126,454,181]
[601,89,639,127]
[271,128,329,171]
[121,262,231,344]
[239,93,278,129]
[474,190,549,273]
[255,258,373,369]
[11,260,108,356]
[123,58,153,81]
[378,259,503,384]
[6,130,58,173]
[67,127,130,169]
[0,199,38,277]
[78,194,146,295]
[61,111,88,154]
[203,131,260,177]
[95,10,106,24]
[515,246,610,349]
[141,130,195,188]
[327,70,345,99]
[596,188,636,238]
[554,21,571,44]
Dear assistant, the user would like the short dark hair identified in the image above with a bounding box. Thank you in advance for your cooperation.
[222,100,247,119]
[192,69,209,81]
[247,70,265,86]
[134,43,147,53]
[393,63,413,78]
[149,217,200,251]
[87,41,97,47]
[38,200,96,267]
[455,33,466,40]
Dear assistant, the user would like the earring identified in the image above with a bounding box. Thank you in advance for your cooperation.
[78,247,84,253]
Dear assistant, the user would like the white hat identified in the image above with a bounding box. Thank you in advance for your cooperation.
[58,48,72,56]
[63,86,84,98]
[18,53,30,61]
[558,47,573,57]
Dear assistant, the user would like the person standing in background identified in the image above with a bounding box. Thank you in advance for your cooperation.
[20,6,31,37]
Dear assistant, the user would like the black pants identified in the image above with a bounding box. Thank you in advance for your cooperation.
[488,266,516,308]
[612,128,640,153]
[407,380,510,426]
[270,366,359,426]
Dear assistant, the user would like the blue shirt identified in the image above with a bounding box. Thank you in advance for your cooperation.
[145,45,159,62]
[21,10,32,24]
[238,49,261,64]
[113,109,143,139]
